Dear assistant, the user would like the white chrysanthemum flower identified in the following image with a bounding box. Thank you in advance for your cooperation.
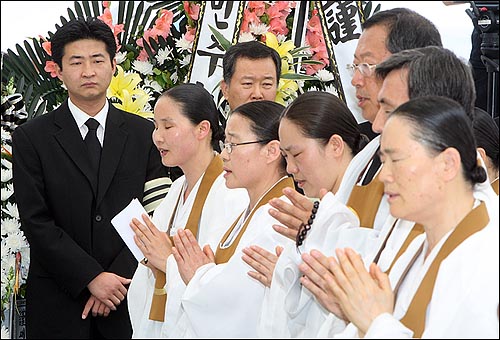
[2,202,19,220]
[115,51,127,65]
[1,127,11,142]
[143,79,163,94]
[307,86,320,92]
[249,23,269,36]
[156,47,173,65]
[132,60,154,76]
[238,32,256,43]
[1,271,8,297]
[1,241,11,262]
[1,167,12,182]
[171,71,179,84]
[1,183,14,201]
[1,324,10,339]
[175,35,193,53]
[276,34,287,43]
[180,54,192,68]
[315,69,334,82]
[4,230,26,252]
[2,218,20,235]
[323,84,339,96]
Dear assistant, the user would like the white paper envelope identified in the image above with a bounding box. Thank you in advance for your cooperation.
[111,198,148,261]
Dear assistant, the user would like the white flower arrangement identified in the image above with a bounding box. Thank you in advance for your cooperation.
[1,126,30,324]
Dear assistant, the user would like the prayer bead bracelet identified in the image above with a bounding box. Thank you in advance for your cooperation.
[296,200,320,250]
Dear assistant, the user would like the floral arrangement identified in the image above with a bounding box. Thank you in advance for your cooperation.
[1,82,30,328]
[236,1,338,100]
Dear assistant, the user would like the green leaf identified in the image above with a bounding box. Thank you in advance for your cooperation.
[208,25,232,52]
[299,60,325,65]
[281,73,318,81]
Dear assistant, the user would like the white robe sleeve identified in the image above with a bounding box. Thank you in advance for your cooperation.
[175,201,294,338]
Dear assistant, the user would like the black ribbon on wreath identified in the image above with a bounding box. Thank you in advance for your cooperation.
[1,93,28,132]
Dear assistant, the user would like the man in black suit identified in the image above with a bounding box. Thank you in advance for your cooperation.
[12,17,169,338]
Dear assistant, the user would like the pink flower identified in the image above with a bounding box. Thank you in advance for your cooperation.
[152,9,174,38]
[44,61,58,78]
[183,1,200,21]
[136,9,174,59]
[98,7,124,51]
[269,18,288,36]
[302,9,329,75]
[98,7,113,27]
[306,11,322,35]
[185,27,196,42]
[247,1,266,17]
[39,37,51,56]
[241,8,261,33]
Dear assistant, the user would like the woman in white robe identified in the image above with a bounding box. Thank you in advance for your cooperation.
[168,100,295,338]
[301,96,499,338]
[126,84,248,338]
[241,91,375,337]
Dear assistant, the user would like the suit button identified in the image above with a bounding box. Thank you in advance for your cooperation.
[95,215,102,222]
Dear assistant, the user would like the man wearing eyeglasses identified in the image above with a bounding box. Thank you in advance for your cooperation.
[344,7,443,192]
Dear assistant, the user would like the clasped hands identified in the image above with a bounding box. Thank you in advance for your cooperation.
[82,272,131,319]
[130,213,214,286]
[241,187,328,287]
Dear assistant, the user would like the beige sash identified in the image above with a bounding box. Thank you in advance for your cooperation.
[397,202,489,337]
[346,172,385,228]
[148,155,223,321]
[491,178,499,195]
[214,176,295,264]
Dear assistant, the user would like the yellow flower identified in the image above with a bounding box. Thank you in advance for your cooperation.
[108,65,153,118]
[107,65,144,100]
[263,32,301,105]
[275,78,299,105]
[264,32,295,62]
[111,88,153,119]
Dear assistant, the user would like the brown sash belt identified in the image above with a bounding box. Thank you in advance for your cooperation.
[346,172,385,228]
[148,155,223,321]
[397,202,489,337]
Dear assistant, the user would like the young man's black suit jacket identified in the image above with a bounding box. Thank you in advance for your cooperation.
[12,100,168,339]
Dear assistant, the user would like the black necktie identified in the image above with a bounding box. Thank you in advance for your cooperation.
[84,118,102,174]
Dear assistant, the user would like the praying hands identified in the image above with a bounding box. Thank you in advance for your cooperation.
[172,229,215,285]
[300,248,394,335]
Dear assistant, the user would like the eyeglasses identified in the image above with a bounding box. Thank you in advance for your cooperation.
[219,140,269,154]
[346,63,377,78]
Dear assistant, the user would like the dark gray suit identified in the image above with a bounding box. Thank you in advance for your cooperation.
[12,100,168,338]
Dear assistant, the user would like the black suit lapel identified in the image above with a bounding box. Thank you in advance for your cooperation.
[97,106,127,206]
[53,103,98,195]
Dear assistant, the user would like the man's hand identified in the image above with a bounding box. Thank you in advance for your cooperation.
[87,272,131,310]
[82,295,112,319]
